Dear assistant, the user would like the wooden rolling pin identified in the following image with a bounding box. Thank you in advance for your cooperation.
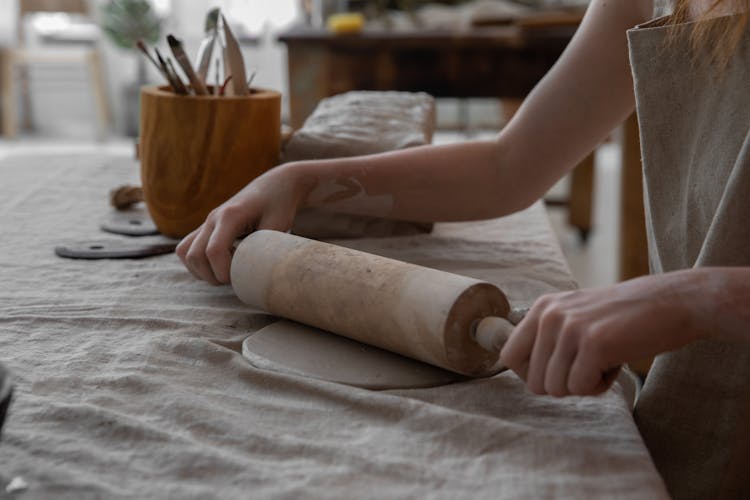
[231,230,517,377]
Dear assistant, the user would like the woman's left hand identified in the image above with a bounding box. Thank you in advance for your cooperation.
[499,270,710,397]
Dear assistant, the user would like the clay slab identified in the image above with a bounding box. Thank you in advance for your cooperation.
[242,320,464,390]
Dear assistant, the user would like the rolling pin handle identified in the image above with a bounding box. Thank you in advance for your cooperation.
[471,316,515,353]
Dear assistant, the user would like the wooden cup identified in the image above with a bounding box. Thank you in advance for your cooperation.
[139,86,281,238]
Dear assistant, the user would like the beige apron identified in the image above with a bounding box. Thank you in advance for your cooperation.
[627,12,750,500]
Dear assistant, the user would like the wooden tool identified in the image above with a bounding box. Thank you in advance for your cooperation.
[231,230,517,377]
[221,14,250,96]
[195,7,220,83]
[168,34,208,95]
[165,59,189,95]
[136,40,169,84]
[154,48,187,95]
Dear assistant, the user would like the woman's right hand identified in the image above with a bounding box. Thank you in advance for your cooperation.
[176,163,309,285]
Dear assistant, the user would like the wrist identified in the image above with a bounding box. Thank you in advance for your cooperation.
[677,268,719,340]
[278,161,318,209]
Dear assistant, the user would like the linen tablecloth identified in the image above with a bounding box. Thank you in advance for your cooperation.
[0,154,668,499]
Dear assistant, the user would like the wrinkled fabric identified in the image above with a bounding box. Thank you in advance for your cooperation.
[0,154,667,499]
[629,13,750,500]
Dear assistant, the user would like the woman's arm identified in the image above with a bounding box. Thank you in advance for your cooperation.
[500,267,750,397]
[177,0,654,284]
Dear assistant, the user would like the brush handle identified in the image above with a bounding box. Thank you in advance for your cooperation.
[136,42,169,83]
[154,48,187,95]
[168,35,208,95]
[165,59,189,95]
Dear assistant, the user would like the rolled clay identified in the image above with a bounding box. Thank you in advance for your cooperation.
[242,320,463,390]
[231,230,510,377]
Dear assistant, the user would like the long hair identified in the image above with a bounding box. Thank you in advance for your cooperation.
[670,0,750,67]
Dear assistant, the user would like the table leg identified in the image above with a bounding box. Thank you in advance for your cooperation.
[0,50,17,138]
[619,112,649,281]
[620,112,652,376]
[568,152,595,242]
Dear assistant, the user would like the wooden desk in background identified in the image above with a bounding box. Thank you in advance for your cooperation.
[278,25,649,283]
[279,24,575,129]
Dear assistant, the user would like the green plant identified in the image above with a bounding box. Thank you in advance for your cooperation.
[100,0,161,50]
[100,0,162,135]
[101,0,161,86]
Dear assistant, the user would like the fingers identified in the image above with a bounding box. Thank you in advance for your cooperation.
[543,326,578,397]
[205,206,252,284]
[181,221,221,285]
[567,326,621,396]
[176,228,201,279]
[500,309,539,382]
[176,205,254,285]
[500,292,618,398]
[176,200,286,285]
[527,306,564,394]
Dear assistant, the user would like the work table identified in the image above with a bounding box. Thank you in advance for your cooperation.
[0,153,667,498]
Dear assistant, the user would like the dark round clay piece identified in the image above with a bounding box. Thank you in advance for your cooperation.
[55,240,176,259]
[100,210,159,236]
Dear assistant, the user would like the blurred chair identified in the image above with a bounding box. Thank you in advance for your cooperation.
[1,0,111,138]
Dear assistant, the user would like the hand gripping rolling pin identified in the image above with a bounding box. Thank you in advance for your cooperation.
[231,230,516,377]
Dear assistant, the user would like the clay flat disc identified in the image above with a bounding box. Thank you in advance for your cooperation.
[55,239,176,259]
[242,320,463,390]
[101,209,159,236]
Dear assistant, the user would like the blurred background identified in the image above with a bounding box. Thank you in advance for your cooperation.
[0,0,639,293]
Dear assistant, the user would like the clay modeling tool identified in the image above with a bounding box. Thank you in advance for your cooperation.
[165,58,189,95]
[155,48,187,95]
[168,34,208,95]
[221,14,250,96]
[109,184,143,210]
[214,59,221,95]
[136,40,169,85]
[232,230,518,377]
[219,75,232,96]
[153,47,173,83]
[195,7,220,83]
[217,25,232,95]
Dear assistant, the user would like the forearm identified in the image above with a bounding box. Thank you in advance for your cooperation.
[286,138,541,222]
[282,0,652,224]
[635,267,750,348]
[499,265,750,396]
